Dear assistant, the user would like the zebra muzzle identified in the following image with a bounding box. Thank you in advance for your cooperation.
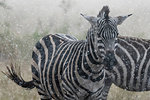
[103,51,117,71]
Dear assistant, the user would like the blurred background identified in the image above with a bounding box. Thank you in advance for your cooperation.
[0,0,150,99]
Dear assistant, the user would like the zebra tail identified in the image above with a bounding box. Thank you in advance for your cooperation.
[2,63,35,89]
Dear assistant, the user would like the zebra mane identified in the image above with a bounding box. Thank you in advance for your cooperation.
[97,6,110,19]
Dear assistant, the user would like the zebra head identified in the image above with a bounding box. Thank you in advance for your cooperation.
[81,6,132,61]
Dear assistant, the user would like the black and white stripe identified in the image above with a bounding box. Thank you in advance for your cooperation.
[3,6,131,100]
[101,36,150,100]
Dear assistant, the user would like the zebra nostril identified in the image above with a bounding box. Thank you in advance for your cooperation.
[106,50,114,56]
[105,51,114,61]
[104,50,117,70]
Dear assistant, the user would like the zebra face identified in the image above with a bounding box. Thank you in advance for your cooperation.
[81,6,132,59]
[96,17,119,58]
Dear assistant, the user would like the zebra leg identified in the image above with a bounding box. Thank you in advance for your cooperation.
[101,78,113,100]
[33,80,51,100]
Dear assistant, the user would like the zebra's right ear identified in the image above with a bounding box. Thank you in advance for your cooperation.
[115,14,132,25]
[80,13,97,25]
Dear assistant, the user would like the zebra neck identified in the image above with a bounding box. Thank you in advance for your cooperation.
[83,43,104,74]
[86,31,101,62]
[76,32,105,82]
[83,32,104,76]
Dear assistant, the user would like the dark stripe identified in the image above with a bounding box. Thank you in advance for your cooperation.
[32,51,38,65]
[31,65,39,78]
[38,92,48,96]
[89,34,98,60]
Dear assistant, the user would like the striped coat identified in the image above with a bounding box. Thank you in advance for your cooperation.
[102,36,150,100]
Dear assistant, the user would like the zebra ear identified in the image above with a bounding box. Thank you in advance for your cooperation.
[115,14,132,25]
[80,13,97,25]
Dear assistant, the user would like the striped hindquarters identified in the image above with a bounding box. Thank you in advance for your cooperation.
[31,34,80,99]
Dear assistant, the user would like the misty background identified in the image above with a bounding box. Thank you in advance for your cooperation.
[3,0,150,37]
[1,0,150,61]
[1,0,150,100]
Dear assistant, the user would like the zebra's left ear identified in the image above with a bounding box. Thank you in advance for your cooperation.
[80,13,97,25]
[115,14,132,25]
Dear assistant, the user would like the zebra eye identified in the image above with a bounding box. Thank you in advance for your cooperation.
[97,39,103,43]
[116,32,119,36]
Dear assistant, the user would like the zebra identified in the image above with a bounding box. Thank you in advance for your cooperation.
[100,36,150,100]
[3,6,131,100]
